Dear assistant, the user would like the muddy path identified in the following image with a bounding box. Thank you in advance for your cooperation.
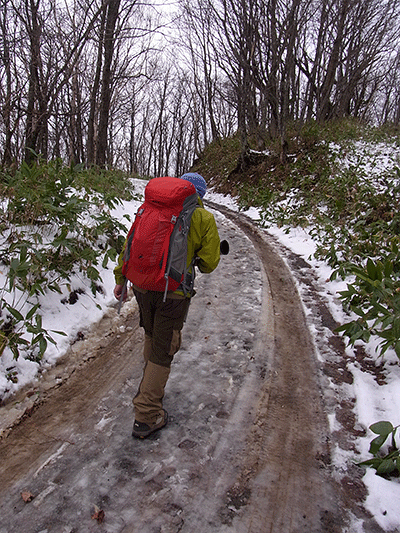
[0,206,382,532]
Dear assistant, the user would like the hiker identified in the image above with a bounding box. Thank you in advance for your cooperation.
[113,173,221,438]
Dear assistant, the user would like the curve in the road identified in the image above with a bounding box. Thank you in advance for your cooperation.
[0,204,384,533]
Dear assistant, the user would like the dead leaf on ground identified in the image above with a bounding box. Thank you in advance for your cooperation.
[91,504,105,523]
[21,491,34,502]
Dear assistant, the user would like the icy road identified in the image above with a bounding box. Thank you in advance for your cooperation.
[0,205,382,532]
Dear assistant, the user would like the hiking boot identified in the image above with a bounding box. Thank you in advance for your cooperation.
[132,410,168,439]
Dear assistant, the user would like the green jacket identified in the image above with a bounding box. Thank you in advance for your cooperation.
[114,197,220,295]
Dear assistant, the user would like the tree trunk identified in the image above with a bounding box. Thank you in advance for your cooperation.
[24,0,44,163]
[316,0,347,121]
[87,2,107,167]
[95,0,121,168]
[0,2,13,166]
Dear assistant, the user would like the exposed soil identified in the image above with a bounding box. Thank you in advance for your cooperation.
[0,205,385,533]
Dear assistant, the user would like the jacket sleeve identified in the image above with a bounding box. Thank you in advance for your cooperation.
[189,208,220,273]
[113,241,127,285]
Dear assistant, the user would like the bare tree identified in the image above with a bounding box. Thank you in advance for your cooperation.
[379,50,400,125]
[95,0,121,167]
[179,0,221,145]
[22,0,47,162]
[86,1,107,166]
[334,0,400,119]
[9,0,104,163]
[0,0,15,166]
[299,0,400,122]
[202,0,259,159]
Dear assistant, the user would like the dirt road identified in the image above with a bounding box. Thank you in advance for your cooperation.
[0,206,382,532]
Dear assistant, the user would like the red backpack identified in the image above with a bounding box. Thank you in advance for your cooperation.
[122,177,199,299]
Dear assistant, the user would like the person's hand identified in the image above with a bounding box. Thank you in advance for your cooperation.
[114,284,126,300]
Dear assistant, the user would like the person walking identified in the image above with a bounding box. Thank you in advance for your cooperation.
[113,173,221,438]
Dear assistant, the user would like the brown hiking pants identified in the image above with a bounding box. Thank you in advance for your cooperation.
[133,288,191,425]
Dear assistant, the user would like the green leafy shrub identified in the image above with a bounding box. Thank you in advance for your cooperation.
[336,251,400,359]
[0,160,137,369]
[359,421,400,477]
[0,298,66,362]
